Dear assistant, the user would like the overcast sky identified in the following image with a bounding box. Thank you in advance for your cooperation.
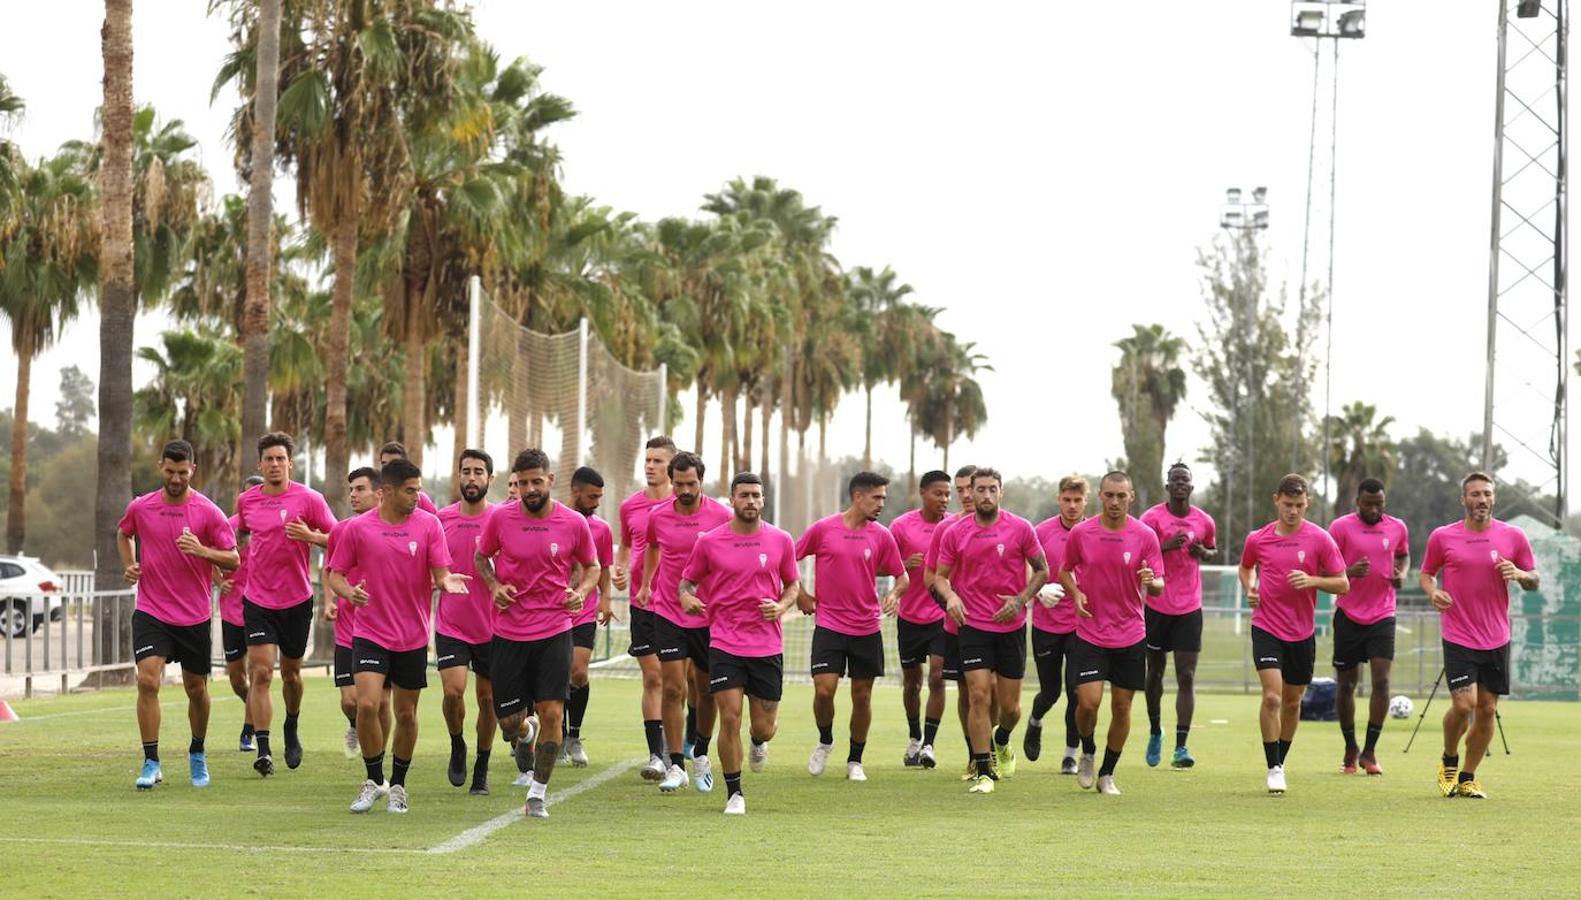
[1,1,1573,511]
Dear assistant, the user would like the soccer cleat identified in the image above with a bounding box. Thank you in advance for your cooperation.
[1023,722,1043,762]
[995,743,1017,779]
[239,728,255,753]
[469,777,490,797]
[1097,774,1122,795]
[1060,754,1079,776]
[692,755,715,793]
[253,755,275,778]
[522,714,541,747]
[1172,746,1195,769]
[847,761,868,782]
[387,784,409,814]
[659,763,688,792]
[1077,753,1096,789]
[967,773,996,794]
[1267,765,1287,794]
[567,737,589,768]
[919,744,937,769]
[749,741,769,773]
[961,759,977,781]
[284,733,303,770]
[1359,753,1383,776]
[525,795,548,818]
[808,742,833,776]
[724,793,747,815]
[349,779,388,813]
[1437,761,1460,797]
[903,737,923,767]
[1457,778,1486,799]
[1145,732,1163,767]
[135,759,163,790]
[1341,746,1359,775]
[641,754,666,781]
[448,742,467,787]
[512,770,534,788]
[189,752,210,788]
[343,726,359,760]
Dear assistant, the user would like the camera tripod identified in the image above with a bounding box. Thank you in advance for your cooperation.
[1403,668,1510,755]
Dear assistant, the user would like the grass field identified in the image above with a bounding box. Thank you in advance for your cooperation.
[3,675,1579,897]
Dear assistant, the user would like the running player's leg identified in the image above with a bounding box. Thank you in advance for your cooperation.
[1096,686,1133,792]
[1257,666,1286,790]
[471,674,496,793]
[380,686,393,753]
[279,655,304,767]
[1143,647,1167,766]
[685,665,700,755]
[992,672,1022,774]
[1074,680,1104,788]
[566,642,592,765]
[528,698,565,812]
[1026,629,1062,761]
[182,668,211,769]
[350,669,391,811]
[809,672,840,774]
[923,653,945,763]
[388,684,421,808]
[1335,662,1362,770]
[638,653,665,778]
[716,686,746,805]
[245,639,276,769]
[1172,649,1199,763]
[901,661,923,757]
[1460,688,1498,795]
[963,668,996,781]
[848,677,874,778]
[687,653,717,790]
[1360,655,1390,771]
[1440,681,1474,792]
[660,658,689,778]
[134,654,165,787]
[440,662,470,786]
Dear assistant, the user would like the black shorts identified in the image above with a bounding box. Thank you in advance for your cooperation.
[1443,639,1510,696]
[958,623,1027,680]
[435,632,493,680]
[352,637,428,691]
[1330,609,1395,668]
[132,610,212,676]
[243,597,313,660]
[1145,607,1204,654]
[1068,637,1146,691]
[942,630,963,683]
[1251,627,1316,686]
[810,625,885,679]
[334,644,355,687]
[491,630,573,719]
[654,614,710,669]
[708,648,784,702]
[628,606,658,657]
[1030,626,1076,697]
[897,617,947,669]
[221,621,247,663]
[571,621,598,651]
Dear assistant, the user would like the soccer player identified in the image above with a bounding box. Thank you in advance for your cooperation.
[118,440,239,789]
[615,436,676,780]
[678,472,801,815]
[1026,475,1089,775]
[327,458,470,813]
[1239,474,1348,794]
[564,465,616,767]
[475,448,601,819]
[890,470,952,768]
[935,467,1048,795]
[216,474,264,752]
[637,451,731,793]
[436,449,499,794]
[324,467,387,759]
[1139,463,1216,769]
[1059,471,1165,796]
[379,440,439,514]
[1329,477,1409,775]
[235,432,335,776]
[505,470,521,502]
[1419,472,1538,799]
[796,471,907,781]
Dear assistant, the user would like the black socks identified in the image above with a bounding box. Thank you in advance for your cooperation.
[993,727,1011,748]
[907,716,922,741]
[818,723,834,745]
[189,737,204,755]
[365,751,385,784]
[256,730,272,758]
[848,740,865,764]
[643,719,663,757]
[1363,723,1383,755]
[142,741,158,762]
[692,734,712,759]
[1264,741,1280,769]
[1098,747,1121,777]
[923,717,940,747]
[390,756,411,788]
[724,771,743,798]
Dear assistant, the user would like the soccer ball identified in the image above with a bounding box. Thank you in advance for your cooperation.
[1388,695,1414,719]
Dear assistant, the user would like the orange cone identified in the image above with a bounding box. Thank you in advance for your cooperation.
[0,698,18,722]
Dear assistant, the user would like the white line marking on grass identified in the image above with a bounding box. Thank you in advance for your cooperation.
[9,695,236,723]
[0,836,424,855]
[426,757,640,855]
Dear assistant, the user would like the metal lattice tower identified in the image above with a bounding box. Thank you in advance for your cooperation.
[1483,0,1569,528]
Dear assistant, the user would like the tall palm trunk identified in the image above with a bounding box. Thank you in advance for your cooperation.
[759,384,772,479]
[509,331,528,455]
[908,428,917,505]
[7,334,33,553]
[401,296,426,469]
[95,0,136,673]
[739,389,754,473]
[323,216,357,518]
[241,0,282,481]
[693,380,707,456]
[863,383,874,469]
[719,382,737,494]
[451,339,468,502]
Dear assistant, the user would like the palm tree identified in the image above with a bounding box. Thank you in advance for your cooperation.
[0,74,22,197]
[133,325,244,499]
[848,265,915,468]
[0,152,98,552]
[910,333,991,473]
[1325,401,1397,518]
[1111,323,1187,509]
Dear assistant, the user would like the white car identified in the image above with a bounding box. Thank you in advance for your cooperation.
[0,555,66,638]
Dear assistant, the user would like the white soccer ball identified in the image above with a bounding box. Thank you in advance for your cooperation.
[1388,695,1414,719]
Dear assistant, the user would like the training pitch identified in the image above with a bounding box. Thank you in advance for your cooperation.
[2,676,1577,897]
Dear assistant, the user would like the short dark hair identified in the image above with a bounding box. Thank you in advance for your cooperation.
[1168,461,1192,477]
[1276,473,1309,497]
[971,467,1003,487]
[847,471,889,498]
[160,439,194,464]
[379,441,408,459]
[348,466,378,486]
[571,466,605,488]
[668,451,705,481]
[920,470,951,490]
[1357,477,1385,496]
[459,448,493,475]
[243,475,265,489]
[1461,471,1494,491]
[731,472,763,493]
[953,465,977,480]
[1101,470,1132,488]
[512,448,551,475]
[258,431,295,458]
[645,435,677,453]
[1058,475,1090,495]
[380,458,422,487]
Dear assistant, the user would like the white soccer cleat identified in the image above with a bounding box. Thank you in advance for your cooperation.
[903,737,923,767]
[349,779,388,813]
[749,741,769,773]
[387,784,409,813]
[641,754,666,781]
[692,755,715,793]
[1267,765,1287,794]
[1077,753,1096,790]
[512,770,534,788]
[724,793,747,815]
[847,761,868,782]
[659,763,688,792]
[343,726,359,759]
[1097,775,1121,795]
[808,742,833,776]
[567,737,589,768]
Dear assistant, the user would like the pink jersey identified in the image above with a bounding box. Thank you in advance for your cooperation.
[326,508,450,652]
[645,497,732,627]
[1032,516,1083,634]
[478,500,596,641]
[1329,512,1410,626]
[574,514,616,628]
[1139,503,1216,616]
[325,514,368,649]
[795,514,905,636]
[925,512,972,635]
[218,513,248,627]
[234,482,336,609]
[1421,519,1536,651]
[1241,520,1346,642]
[1062,516,1164,649]
[889,509,945,625]
[436,502,494,644]
[937,511,1044,634]
[681,522,799,657]
[619,490,669,593]
[118,490,236,627]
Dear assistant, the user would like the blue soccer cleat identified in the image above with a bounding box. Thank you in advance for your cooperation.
[1145,732,1163,768]
[135,759,163,790]
[189,752,210,788]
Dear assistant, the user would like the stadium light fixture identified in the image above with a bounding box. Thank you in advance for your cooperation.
[1220,186,1269,231]
[1517,0,1542,18]
[1291,0,1366,39]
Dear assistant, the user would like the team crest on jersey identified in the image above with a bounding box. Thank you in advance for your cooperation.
[1123,551,1132,565]
[1187,531,1196,543]
[1490,549,1501,563]
[1382,538,1390,550]
[407,541,418,557]
[278,508,288,523]
[1297,550,1307,564]
[995,543,1005,557]
[550,542,560,557]
[758,553,768,568]
[863,547,871,561]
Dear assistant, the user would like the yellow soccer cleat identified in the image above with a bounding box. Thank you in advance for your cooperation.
[967,773,996,794]
[1457,778,1486,799]
[1437,761,1459,797]
[960,759,977,781]
[995,743,1017,780]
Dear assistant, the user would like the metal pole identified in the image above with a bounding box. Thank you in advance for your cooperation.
[1320,38,1341,519]
[1483,0,1512,473]
[576,317,589,468]
[1554,0,1569,522]
[466,276,482,448]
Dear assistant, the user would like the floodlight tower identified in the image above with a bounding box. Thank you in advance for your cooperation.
[1221,187,1270,562]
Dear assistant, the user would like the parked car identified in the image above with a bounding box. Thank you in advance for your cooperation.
[0,555,66,638]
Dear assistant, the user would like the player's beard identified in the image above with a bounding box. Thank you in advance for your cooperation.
[524,493,548,513]
[461,483,487,504]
